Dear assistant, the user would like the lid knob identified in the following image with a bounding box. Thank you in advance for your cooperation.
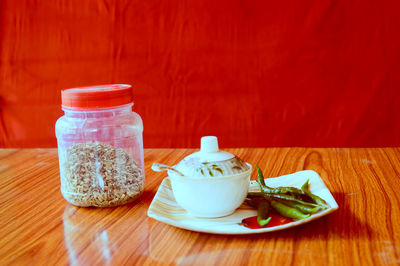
[200,136,219,153]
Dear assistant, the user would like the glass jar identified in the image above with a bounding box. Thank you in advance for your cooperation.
[55,84,145,207]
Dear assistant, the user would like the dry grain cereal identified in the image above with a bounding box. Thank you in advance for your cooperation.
[60,142,144,207]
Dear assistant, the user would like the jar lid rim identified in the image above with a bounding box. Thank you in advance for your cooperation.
[61,84,133,110]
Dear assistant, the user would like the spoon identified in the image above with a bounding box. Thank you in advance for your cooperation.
[151,163,185,176]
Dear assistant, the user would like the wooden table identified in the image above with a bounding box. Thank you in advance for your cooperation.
[1,148,400,265]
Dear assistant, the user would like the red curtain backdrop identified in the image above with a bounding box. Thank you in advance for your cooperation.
[0,0,399,148]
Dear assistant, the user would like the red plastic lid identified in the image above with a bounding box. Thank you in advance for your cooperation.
[61,84,133,110]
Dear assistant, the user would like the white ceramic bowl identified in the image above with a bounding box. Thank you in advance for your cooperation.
[168,164,252,218]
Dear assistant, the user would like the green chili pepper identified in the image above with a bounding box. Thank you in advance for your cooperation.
[255,166,324,206]
[250,166,329,221]
[262,192,320,208]
[248,192,312,207]
[276,199,320,214]
[256,165,267,186]
[247,192,263,198]
[271,201,310,220]
[247,191,314,207]
[301,179,329,209]
[256,165,305,196]
[246,197,272,226]
[257,200,272,226]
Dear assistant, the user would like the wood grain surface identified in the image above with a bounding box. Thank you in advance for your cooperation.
[1,148,400,265]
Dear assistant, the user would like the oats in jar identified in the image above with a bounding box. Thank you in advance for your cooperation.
[60,142,144,207]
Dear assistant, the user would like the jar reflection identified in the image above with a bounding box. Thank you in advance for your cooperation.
[63,205,116,265]
[63,204,149,265]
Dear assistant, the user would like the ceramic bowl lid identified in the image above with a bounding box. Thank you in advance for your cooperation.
[174,136,250,178]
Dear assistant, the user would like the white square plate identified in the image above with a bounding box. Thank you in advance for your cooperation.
[147,170,338,234]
